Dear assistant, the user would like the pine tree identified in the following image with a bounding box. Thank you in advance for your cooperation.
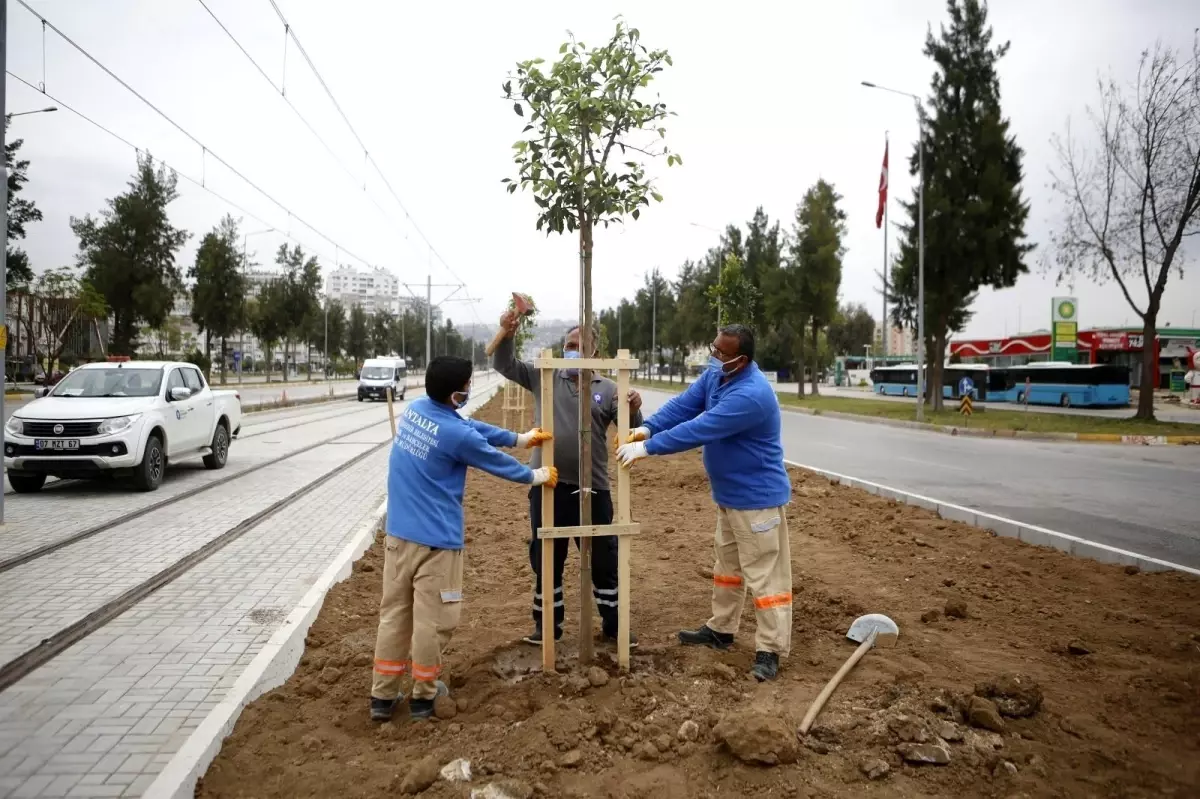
[890,0,1032,410]
[790,179,847,395]
[71,153,190,355]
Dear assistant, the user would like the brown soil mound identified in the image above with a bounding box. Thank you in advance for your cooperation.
[198,394,1200,798]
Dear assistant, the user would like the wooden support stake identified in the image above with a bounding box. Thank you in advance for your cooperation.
[537,523,640,539]
[615,349,633,671]
[386,387,397,437]
[539,349,557,672]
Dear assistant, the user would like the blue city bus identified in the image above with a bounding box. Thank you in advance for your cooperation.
[989,363,1131,407]
[869,364,992,400]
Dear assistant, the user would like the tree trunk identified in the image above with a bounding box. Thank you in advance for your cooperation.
[220,335,227,384]
[810,317,821,396]
[1136,311,1157,420]
[930,332,947,412]
[796,330,807,398]
[282,340,290,382]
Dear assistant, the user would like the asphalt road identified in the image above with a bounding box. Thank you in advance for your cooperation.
[639,389,1200,569]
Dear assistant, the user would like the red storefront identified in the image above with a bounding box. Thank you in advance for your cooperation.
[949,328,1179,388]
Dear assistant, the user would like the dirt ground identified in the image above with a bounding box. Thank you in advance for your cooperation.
[198,395,1200,798]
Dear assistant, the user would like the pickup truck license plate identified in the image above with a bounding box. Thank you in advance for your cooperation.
[34,439,80,451]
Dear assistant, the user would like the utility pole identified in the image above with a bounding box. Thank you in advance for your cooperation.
[651,269,657,380]
[1,0,8,525]
[882,131,889,358]
[426,274,432,368]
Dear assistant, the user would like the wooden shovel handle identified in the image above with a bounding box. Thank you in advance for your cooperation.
[798,629,877,735]
[484,327,509,357]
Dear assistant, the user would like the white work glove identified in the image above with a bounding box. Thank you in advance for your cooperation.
[616,441,649,468]
[516,427,553,449]
[531,466,559,487]
[626,426,651,443]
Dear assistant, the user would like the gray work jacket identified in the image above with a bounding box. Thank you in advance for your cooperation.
[492,336,643,491]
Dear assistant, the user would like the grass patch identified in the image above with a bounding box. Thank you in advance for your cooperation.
[633,378,1200,437]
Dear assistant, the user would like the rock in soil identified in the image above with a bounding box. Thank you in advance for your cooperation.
[896,741,952,765]
[944,599,969,619]
[937,721,964,742]
[677,719,700,742]
[860,757,891,780]
[975,674,1043,718]
[587,666,609,687]
[921,609,941,623]
[433,695,457,720]
[966,696,1007,732]
[1067,639,1092,656]
[712,711,798,765]
[888,714,929,743]
[470,780,533,799]
[558,749,582,769]
[399,755,440,794]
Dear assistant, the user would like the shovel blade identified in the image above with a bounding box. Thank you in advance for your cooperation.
[847,613,899,648]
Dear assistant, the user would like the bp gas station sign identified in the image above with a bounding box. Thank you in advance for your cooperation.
[1051,297,1078,362]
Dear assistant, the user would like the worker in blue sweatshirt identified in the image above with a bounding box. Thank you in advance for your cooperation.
[370,356,557,722]
[616,324,793,682]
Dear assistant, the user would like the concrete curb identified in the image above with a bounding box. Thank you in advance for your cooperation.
[636,382,1199,446]
[782,406,1200,445]
[144,381,502,799]
[142,499,388,799]
[784,458,1200,579]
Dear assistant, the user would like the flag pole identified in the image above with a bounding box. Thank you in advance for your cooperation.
[881,132,889,358]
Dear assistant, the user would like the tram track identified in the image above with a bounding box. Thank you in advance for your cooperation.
[0,400,409,574]
[0,376,499,692]
[0,426,394,693]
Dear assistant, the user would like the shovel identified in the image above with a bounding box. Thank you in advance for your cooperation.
[798,613,900,735]
[485,292,536,357]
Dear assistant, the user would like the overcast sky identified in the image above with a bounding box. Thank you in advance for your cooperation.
[6,0,1198,342]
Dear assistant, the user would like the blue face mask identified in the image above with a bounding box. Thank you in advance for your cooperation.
[709,355,744,375]
[452,390,469,409]
[564,349,581,377]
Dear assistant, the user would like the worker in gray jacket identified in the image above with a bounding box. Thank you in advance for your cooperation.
[494,312,643,646]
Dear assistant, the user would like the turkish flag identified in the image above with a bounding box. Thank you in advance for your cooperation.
[875,140,888,229]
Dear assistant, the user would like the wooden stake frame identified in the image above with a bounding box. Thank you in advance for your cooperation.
[535,348,639,672]
[502,379,526,430]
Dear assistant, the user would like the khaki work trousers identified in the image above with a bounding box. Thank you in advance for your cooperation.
[707,506,792,656]
[371,536,464,701]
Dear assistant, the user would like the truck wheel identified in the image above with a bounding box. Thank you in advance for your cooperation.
[203,422,230,470]
[133,435,165,492]
[8,473,46,494]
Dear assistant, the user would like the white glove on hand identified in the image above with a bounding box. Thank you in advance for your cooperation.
[516,427,553,449]
[626,426,651,443]
[616,441,649,468]
[531,466,559,487]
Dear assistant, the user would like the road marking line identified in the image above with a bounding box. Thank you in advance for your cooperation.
[783,458,1200,578]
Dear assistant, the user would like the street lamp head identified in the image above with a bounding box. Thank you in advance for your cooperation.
[42,106,58,113]
[861,81,877,88]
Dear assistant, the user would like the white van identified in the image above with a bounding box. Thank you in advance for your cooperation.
[358,357,408,402]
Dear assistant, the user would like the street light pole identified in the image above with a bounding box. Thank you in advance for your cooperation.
[862,80,926,422]
[1,0,9,525]
[9,106,56,117]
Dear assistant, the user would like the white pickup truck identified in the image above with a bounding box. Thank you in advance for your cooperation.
[4,360,242,493]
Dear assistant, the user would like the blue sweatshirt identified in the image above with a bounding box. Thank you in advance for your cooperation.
[386,396,534,549]
[643,363,791,510]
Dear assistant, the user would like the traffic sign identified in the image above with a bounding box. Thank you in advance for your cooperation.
[959,394,973,417]
[957,376,975,398]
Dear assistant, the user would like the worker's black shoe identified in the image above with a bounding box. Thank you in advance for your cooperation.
[409,681,448,721]
[677,624,734,650]
[370,696,400,722]
[521,628,563,646]
[601,630,639,649]
[750,651,779,682]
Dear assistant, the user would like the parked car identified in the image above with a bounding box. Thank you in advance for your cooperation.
[3,359,242,493]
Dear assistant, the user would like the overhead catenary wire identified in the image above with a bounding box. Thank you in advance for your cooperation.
[14,0,375,269]
[6,72,338,267]
[193,0,422,261]
[263,0,470,288]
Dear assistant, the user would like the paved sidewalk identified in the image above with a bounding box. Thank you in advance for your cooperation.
[0,380,502,798]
